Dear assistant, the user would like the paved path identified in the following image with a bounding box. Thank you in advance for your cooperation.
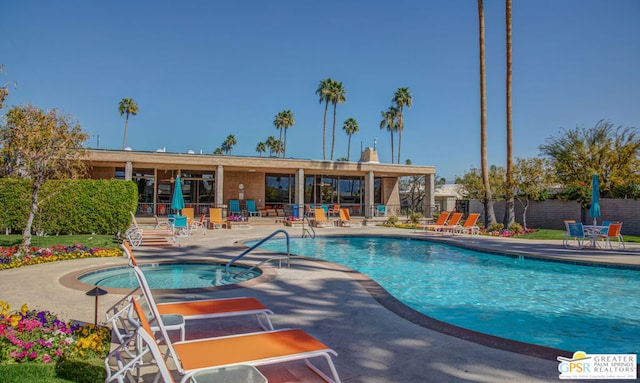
[1,223,638,382]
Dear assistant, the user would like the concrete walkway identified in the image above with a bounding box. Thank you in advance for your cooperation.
[1,223,638,382]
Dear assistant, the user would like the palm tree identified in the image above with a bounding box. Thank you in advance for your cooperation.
[504,0,515,228]
[342,117,359,161]
[118,98,138,149]
[255,141,266,156]
[380,106,398,164]
[273,110,295,157]
[221,134,237,154]
[328,79,346,160]
[265,135,278,157]
[393,87,412,164]
[315,78,332,160]
[478,0,496,226]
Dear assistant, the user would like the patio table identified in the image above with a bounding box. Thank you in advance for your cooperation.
[583,225,607,248]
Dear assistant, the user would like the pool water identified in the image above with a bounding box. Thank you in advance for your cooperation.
[79,263,260,289]
[252,236,640,354]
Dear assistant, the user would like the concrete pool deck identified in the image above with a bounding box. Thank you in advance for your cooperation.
[2,222,639,382]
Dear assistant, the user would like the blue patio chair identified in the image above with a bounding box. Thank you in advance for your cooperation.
[375,205,386,217]
[565,222,587,249]
[245,200,261,217]
[229,199,241,216]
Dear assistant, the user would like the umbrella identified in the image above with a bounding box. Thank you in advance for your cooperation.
[589,174,601,225]
[171,175,185,215]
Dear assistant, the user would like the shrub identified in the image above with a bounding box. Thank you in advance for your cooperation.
[409,212,423,224]
[508,222,524,234]
[384,215,399,226]
[487,223,504,232]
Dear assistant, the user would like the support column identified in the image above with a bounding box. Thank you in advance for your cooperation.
[295,168,305,217]
[216,165,225,215]
[365,171,374,218]
[124,161,132,181]
[424,173,435,218]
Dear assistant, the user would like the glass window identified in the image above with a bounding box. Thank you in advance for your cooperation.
[265,174,294,203]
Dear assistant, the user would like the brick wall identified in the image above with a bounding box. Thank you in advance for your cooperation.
[469,198,640,236]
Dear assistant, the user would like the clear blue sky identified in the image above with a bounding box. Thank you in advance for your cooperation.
[2,1,639,182]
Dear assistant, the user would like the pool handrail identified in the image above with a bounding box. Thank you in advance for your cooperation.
[302,215,315,238]
[225,229,290,273]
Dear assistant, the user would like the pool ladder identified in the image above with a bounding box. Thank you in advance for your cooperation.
[225,229,291,275]
[301,215,315,239]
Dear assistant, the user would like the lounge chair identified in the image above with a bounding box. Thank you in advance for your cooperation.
[338,208,362,228]
[454,213,480,235]
[229,199,242,216]
[328,204,340,217]
[128,298,341,383]
[105,300,268,383]
[439,212,464,234]
[415,211,450,232]
[122,241,275,331]
[245,199,261,217]
[189,214,207,235]
[313,208,333,228]
[597,222,625,249]
[208,208,228,229]
[375,205,386,217]
[154,215,168,230]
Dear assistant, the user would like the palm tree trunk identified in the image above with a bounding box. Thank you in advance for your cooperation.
[397,109,403,164]
[122,114,129,149]
[390,131,395,164]
[322,102,328,160]
[504,0,515,228]
[330,104,337,160]
[283,130,287,158]
[478,0,496,226]
[347,135,352,161]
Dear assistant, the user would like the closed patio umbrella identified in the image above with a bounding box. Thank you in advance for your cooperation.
[171,176,185,215]
[589,174,600,225]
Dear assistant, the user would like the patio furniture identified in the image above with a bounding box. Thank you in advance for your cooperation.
[229,199,242,215]
[338,208,362,228]
[454,213,480,236]
[245,199,262,217]
[313,208,333,228]
[122,241,275,331]
[416,211,450,232]
[597,222,625,249]
[208,208,228,229]
[375,205,386,217]
[565,222,588,249]
[190,214,207,235]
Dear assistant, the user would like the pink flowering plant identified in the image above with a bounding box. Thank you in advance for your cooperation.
[0,301,110,365]
[0,244,121,270]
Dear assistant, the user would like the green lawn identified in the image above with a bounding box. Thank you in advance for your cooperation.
[519,229,640,243]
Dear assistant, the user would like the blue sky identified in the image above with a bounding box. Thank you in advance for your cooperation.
[2,1,639,182]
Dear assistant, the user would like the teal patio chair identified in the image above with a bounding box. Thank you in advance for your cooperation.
[245,199,261,217]
[229,199,241,216]
[375,205,386,217]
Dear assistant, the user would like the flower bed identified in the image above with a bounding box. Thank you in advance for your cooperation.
[0,301,110,365]
[0,244,122,270]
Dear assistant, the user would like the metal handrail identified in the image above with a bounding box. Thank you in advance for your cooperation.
[302,215,315,238]
[224,229,290,273]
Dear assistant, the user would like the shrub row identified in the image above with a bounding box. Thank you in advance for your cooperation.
[0,179,137,235]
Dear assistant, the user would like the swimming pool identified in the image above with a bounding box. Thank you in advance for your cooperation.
[251,236,640,355]
[78,263,261,289]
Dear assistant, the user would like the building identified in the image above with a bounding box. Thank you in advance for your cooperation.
[85,148,436,219]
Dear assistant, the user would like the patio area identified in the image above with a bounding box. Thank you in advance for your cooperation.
[2,223,639,382]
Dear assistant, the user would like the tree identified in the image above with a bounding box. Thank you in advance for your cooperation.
[456,166,506,203]
[315,78,332,160]
[0,64,11,110]
[118,98,138,150]
[539,120,640,201]
[273,110,294,157]
[393,87,412,164]
[328,79,346,160]
[213,147,223,155]
[221,134,237,154]
[477,0,496,227]
[342,117,359,161]
[255,141,266,157]
[513,157,554,230]
[504,0,515,229]
[380,106,398,164]
[1,105,88,252]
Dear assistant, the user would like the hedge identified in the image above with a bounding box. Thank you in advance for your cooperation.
[0,179,137,235]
